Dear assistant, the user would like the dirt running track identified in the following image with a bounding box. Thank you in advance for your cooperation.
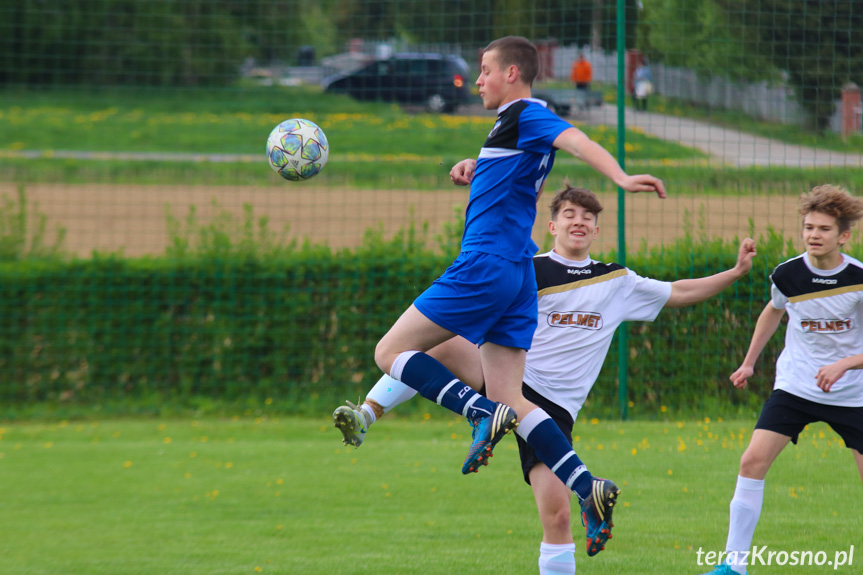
[8,183,807,257]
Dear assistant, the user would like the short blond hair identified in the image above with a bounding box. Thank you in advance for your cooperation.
[798,185,863,233]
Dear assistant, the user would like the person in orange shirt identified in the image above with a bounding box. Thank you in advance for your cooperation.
[570,52,592,111]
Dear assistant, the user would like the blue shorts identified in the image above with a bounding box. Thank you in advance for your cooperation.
[414,251,537,350]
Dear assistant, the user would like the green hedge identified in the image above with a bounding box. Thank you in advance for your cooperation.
[0,224,828,419]
[0,243,446,410]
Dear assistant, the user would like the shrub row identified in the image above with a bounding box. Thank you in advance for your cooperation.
[0,226,823,419]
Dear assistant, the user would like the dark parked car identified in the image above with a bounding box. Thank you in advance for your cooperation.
[322,53,471,113]
[533,92,572,118]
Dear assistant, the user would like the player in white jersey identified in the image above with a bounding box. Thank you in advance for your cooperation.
[336,184,756,575]
[700,185,863,575]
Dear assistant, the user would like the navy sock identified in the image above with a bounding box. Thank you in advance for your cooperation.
[517,408,593,500]
[391,351,496,420]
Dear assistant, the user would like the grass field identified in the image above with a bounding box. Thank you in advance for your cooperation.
[1,415,859,575]
[1,87,861,575]
[4,85,863,193]
[0,95,694,161]
[0,86,707,192]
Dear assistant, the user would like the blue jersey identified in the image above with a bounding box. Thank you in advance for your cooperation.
[461,98,572,261]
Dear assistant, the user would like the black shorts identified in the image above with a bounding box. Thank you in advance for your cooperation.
[515,383,574,485]
[755,389,863,452]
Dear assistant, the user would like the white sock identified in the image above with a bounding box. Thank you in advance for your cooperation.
[365,374,418,421]
[725,475,764,574]
[538,542,576,575]
[360,404,376,426]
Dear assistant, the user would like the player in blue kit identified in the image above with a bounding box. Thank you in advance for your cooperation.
[700,185,863,575]
[337,185,756,573]
[342,36,662,553]
[366,35,665,547]
[365,36,664,534]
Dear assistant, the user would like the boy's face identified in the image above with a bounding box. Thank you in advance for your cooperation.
[549,201,599,260]
[802,211,850,260]
[477,50,509,109]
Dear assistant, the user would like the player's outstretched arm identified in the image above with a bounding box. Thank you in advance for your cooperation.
[730,302,785,389]
[552,127,666,198]
[815,353,863,392]
[450,158,476,186]
[664,238,756,308]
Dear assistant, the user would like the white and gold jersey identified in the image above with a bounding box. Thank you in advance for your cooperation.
[770,252,863,407]
[524,250,671,420]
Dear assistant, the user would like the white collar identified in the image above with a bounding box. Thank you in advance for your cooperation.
[498,97,548,114]
[803,251,848,276]
[549,249,592,268]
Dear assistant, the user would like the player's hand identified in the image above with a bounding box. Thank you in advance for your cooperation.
[730,365,754,389]
[450,158,476,186]
[733,238,757,276]
[619,174,666,198]
[815,360,848,392]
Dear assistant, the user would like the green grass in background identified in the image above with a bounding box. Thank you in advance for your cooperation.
[0,89,703,160]
[0,85,704,190]
[0,86,699,159]
[4,86,860,191]
[0,416,859,575]
[4,157,862,195]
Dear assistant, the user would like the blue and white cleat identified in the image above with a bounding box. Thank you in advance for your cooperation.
[332,401,367,448]
[581,477,620,556]
[461,403,518,474]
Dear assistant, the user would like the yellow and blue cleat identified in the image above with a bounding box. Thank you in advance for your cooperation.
[581,477,620,556]
[461,403,518,474]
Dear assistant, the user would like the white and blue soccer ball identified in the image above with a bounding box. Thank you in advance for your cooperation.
[266,118,329,181]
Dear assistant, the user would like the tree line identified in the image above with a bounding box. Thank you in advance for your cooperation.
[641,0,863,131]
[2,0,859,131]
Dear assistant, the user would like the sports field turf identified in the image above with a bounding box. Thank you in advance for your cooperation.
[0,415,859,574]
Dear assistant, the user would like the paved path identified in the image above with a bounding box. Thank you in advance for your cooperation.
[570,99,863,168]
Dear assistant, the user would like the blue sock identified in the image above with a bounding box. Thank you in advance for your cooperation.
[517,408,593,500]
[390,351,496,420]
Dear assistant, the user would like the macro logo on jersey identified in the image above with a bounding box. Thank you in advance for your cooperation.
[547,311,603,330]
[799,318,853,333]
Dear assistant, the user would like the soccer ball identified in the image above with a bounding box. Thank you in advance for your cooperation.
[266,118,329,181]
